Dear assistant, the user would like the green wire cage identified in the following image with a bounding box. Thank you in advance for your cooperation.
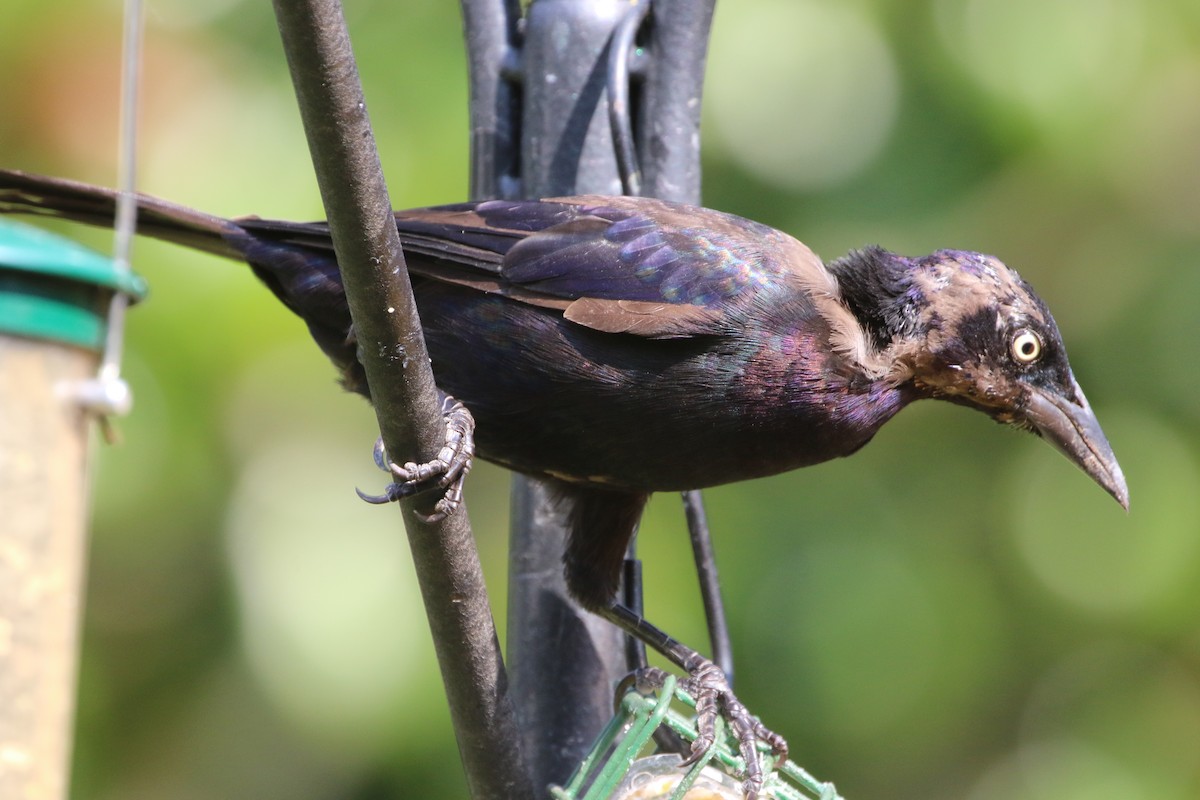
[551,675,844,800]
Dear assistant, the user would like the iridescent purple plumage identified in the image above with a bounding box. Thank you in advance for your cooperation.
[0,167,1129,800]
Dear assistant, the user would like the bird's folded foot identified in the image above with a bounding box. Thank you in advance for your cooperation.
[636,661,787,800]
[356,395,475,522]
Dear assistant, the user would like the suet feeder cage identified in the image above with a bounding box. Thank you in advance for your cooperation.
[551,675,844,800]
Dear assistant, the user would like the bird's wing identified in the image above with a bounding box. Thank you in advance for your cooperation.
[238,200,550,273]
[385,195,833,339]
[502,196,835,338]
[235,201,581,314]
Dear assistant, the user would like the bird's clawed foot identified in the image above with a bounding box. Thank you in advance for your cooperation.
[636,661,787,800]
[356,395,475,522]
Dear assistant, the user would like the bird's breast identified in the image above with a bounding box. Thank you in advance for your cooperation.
[415,285,910,491]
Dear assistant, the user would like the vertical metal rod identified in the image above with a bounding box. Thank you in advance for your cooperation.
[269,3,530,798]
[459,0,522,201]
[682,490,733,683]
[502,0,717,791]
[636,0,715,204]
[506,0,630,790]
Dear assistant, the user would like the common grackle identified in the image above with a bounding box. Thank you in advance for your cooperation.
[0,170,1127,797]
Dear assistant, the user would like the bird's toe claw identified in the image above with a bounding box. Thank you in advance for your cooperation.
[355,484,404,504]
[357,395,475,519]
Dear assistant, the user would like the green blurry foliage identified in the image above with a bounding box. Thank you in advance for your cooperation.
[1,1,1197,798]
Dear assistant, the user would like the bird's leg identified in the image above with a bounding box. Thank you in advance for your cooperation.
[602,603,787,800]
[356,393,475,522]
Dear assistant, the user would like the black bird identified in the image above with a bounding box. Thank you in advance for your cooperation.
[0,170,1127,796]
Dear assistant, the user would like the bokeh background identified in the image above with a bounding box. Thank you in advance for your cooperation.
[2,0,1199,798]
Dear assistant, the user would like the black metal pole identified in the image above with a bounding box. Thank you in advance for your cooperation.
[506,2,631,788]
[638,0,715,204]
[460,0,522,202]
[495,0,717,791]
[269,3,531,798]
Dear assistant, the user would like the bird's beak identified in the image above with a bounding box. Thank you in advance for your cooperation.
[1023,377,1128,510]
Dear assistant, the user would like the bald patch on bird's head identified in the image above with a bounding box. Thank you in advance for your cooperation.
[908,250,1050,343]
[892,250,1072,416]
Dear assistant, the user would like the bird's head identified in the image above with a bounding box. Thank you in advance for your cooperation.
[833,247,1128,509]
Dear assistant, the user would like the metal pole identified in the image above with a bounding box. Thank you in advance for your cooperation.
[269,3,530,798]
[499,0,716,791]
[638,0,715,205]
[506,3,630,788]
[460,0,522,202]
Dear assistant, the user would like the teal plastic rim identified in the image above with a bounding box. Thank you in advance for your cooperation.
[0,219,147,351]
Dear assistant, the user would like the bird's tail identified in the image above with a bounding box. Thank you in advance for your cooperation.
[0,168,243,260]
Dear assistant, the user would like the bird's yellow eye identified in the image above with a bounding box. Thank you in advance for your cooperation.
[1010,328,1042,364]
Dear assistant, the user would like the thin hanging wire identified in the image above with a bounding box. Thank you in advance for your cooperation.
[607,0,649,197]
[105,0,144,378]
[81,0,143,433]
